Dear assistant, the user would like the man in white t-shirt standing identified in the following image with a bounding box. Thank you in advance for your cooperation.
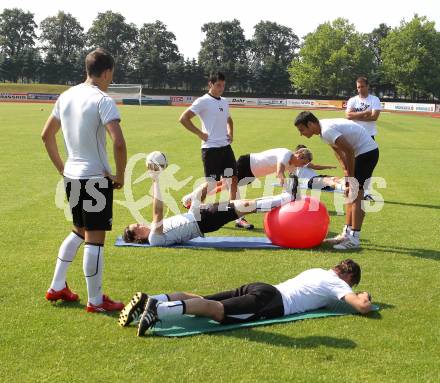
[41,48,127,313]
[294,112,379,250]
[346,76,382,200]
[179,72,250,228]
[118,259,372,336]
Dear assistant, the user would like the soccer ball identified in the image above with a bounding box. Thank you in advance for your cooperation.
[146,151,168,171]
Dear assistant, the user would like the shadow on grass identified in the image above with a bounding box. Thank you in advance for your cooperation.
[49,300,120,318]
[221,226,266,234]
[362,243,440,261]
[385,200,440,210]
[215,330,357,349]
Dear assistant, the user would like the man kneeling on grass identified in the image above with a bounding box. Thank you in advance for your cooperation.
[118,259,373,337]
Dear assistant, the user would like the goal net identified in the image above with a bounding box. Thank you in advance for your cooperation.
[107,84,142,105]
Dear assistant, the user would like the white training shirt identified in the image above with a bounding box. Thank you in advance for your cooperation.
[250,148,295,177]
[148,211,203,246]
[346,94,382,136]
[274,269,353,315]
[52,83,120,179]
[294,163,318,185]
[320,119,378,157]
[190,93,231,149]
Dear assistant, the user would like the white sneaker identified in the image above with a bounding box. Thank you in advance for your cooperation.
[324,231,349,245]
[181,194,192,209]
[333,236,360,250]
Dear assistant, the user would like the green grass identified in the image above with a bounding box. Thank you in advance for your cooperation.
[0,83,70,94]
[0,103,439,382]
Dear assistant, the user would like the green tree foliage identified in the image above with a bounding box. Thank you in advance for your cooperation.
[135,21,181,88]
[381,15,440,99]
[198,19,250,90]
[289,18,374,95]
[87,11,137,82]
[39,11,85,84]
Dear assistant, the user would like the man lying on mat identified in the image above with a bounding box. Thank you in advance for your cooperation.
[118,259,373,336]
[122,171,299,247]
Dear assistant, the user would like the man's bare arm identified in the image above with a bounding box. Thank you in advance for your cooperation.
[343,292,373,314]
[105,120,127,189]
[179,109,208,141]
[41,115,64,175]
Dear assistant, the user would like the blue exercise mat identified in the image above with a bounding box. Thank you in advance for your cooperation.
[150,302,380,337]
[115,236,282,249]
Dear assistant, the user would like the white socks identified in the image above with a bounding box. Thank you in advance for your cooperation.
[156,301,185,320]
[83,243,104,305]
[50,231,84,291]
[151,293,169,302]
[255,192,292,212]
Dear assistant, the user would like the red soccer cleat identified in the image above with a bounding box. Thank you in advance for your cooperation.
[46,283,79,302]
[86,295,124,313]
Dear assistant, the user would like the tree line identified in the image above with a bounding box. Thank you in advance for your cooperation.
[1,8,439,100]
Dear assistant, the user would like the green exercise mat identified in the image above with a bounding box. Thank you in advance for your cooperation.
[150,302,380,337]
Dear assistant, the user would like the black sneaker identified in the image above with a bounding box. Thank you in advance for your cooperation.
[363,194,375,201]
[118,292,149,327]
[137,297,159,336]
[235,217,254,230]
[286,174,299,200]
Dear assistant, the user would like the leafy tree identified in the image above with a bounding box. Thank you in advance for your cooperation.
[183,58,205,91]
[39,11,85,84]
[381,15,440,99]
[198,19,250,90]
[87,11,137,82]
[289,18,374,96]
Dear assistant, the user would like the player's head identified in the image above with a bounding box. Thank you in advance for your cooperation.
[295,147,313,166]
[356,76,369,97]
[208,72,226,97]
[85,48,115,86]
[294,111,320,138]
[295,144,307,151]
[333,259,361,287]
[123,223,150,244]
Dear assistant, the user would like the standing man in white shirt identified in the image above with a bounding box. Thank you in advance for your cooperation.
[119,259,372,336]
[42,48,127,313]
[294,112,379,250]
[346,77,382,200]
[179,72,252,229]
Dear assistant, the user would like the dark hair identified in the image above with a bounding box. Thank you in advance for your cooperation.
[208,71,225,84]
[356,76,369,85]
[333,259,361,286]
[295,144,307,151]
[122,226,149,244]
[294,111,319,127]
[85,48,115,77]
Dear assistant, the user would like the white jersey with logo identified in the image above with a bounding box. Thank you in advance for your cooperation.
[274,269,353,315]
[190,93,231,149]
[52,83,120,179]
[148,212,203,247]
[346,94,382,136]
[250,148,295,177]
[320,119,378,157]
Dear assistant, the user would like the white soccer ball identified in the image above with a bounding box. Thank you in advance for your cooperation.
[146,151,168,171]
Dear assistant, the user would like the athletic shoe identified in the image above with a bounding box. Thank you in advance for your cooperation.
[118,292,149,327]
[333,236,360,250]
[324,232,349,245]
[286,174,299,200]
[45,283,79,302]
[137,297,159,337]
[181,195,192,209]
[235,217,254,230]
[86,295,124,313]
[363,194,375,201]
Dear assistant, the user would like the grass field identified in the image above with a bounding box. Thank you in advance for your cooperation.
[0,103,439,382]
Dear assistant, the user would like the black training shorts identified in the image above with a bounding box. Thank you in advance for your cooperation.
[236,154,256,185]
[64,177,113,231]
[354,148,379,188]
[201,145,237,181]
[196,202,239,234]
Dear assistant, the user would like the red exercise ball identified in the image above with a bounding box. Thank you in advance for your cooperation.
[264,196,329,248]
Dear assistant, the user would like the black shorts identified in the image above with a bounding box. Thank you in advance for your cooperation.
[308,175,333,191]
[64,177,113,231]
[236,154,256,185]
[204,282,284,324]
[196,202,239,234]
[354,148,379,188]
[201,145,237,181]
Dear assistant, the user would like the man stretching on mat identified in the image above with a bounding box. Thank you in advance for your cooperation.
[118,259,373,337]
[122,172,298,247]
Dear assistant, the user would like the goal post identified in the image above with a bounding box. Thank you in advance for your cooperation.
[107,84,142,105]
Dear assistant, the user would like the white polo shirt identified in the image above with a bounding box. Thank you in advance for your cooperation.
[319,119,378,157]
[274,269,353,315]
[346,94,382,136]
[148,211,203,246]
[250,148,296,177]
[190,93,230,149]
[52,83,120,179]
[294,163,318,183]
